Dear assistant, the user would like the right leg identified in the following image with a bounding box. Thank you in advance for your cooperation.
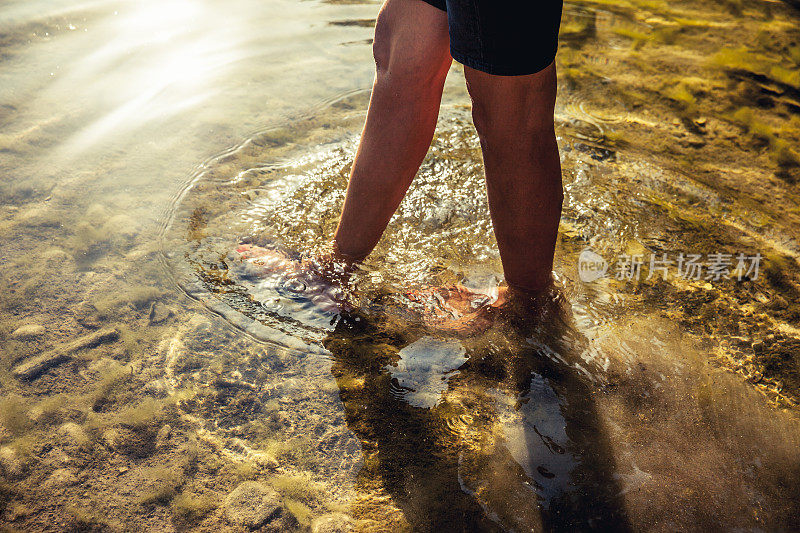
[333,0,452,261]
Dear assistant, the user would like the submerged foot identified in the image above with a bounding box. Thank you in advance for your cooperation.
[404,282,563,335]
[237,243,561,331]
[235,243,353,313]
[403,284,503,334]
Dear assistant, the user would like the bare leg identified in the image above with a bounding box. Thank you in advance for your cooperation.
[333,0,452,261]
[465,63,563,294]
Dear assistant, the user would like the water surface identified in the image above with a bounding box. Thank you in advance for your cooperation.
[2,0,800,530]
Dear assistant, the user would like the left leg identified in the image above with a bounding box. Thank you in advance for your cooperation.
[403,64,563,331]
[465,62,563,294]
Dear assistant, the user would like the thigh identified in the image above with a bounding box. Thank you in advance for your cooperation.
[446,0,563,76]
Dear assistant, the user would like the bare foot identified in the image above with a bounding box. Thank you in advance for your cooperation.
[235,243,353,313]
[237,243,561,331]
[404,282,562,335]
[403,284,504,334]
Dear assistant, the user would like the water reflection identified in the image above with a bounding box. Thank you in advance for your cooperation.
[325,298,630,531]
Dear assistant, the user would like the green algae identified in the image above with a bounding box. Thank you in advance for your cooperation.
[92,287,163,316]
[710,47,767,72]
[233,460,260,481]
[710,46,800,94]
[114,398,165,429]
[769,65,800,88]
[612,26,653,46]
[28,393,68,427]
[171,491,217,523]
[662,82,697,106]
[775,142,800,169]
[269,473,324,506]
[138,486,178,506]
[285,498,313,527]
[0,396,30,439]
[137,465,184,506]
[67,505,112,531]
[85,363,128,410]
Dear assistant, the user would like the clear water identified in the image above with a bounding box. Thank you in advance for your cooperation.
[2,0,800,531]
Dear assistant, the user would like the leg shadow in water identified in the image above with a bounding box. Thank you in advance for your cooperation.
[323,298,631,532]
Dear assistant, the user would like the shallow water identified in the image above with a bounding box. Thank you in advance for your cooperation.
[2,0,800,531]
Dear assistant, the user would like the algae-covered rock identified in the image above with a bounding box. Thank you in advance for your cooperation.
[155,424,172,449]
[143,379,169,398]
[44,468,78,488]
[12,327,119,380]
[0,446,24,479]
[9,324,45,341]
[148,302,173,325]
[101,426,156,458]
[57,422,90,450]
[312,513,355,533]
[74,301,101,329]
[223,481,282,528]
[171,490,217,523]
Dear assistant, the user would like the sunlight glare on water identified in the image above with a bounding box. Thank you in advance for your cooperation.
[57,0,224,154]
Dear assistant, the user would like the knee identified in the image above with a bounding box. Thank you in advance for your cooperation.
[469,103,494,142]
[371,17,393,73]
[372,13,450,88]
[372,12,394,72]
[468,65,558,151]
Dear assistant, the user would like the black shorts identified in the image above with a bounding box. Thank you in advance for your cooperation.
[420,0,563,76]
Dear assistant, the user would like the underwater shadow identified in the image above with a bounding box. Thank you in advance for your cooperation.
[323,297,632,532]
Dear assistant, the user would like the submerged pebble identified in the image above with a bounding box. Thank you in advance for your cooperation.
[312,513,354,533]
[223,481,282,529]
[43,468,78,488]
[9,323,45,341]
[0,446,24,479]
